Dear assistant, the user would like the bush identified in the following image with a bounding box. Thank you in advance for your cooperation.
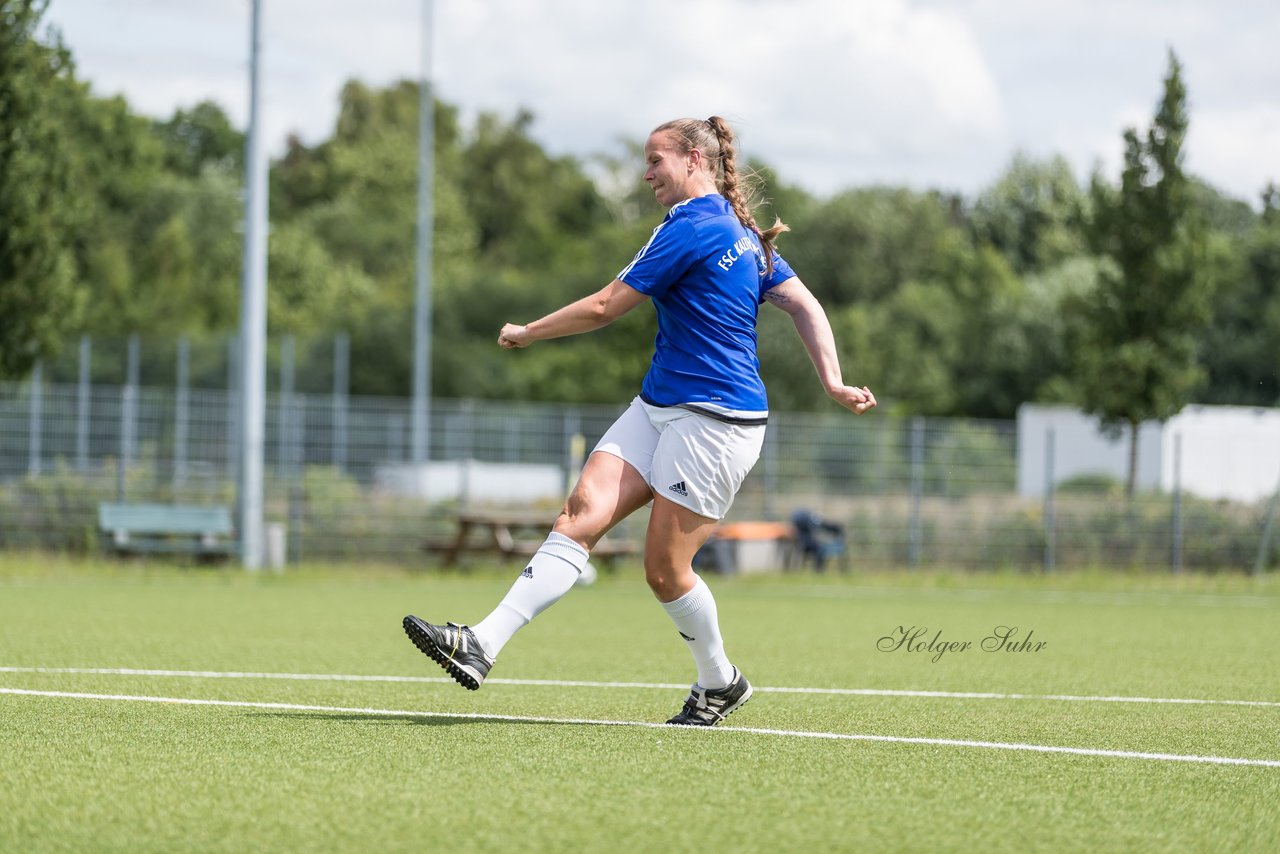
[1055,473,1123,495]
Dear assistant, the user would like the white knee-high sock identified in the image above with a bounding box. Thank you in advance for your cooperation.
[469,532,588,659]
[661,574,734,690]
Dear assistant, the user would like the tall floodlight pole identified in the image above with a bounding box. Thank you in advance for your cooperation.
[411,0,435,464]
[238,0,269,569]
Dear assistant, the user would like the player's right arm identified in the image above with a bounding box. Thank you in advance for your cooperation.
[498,279,648,349]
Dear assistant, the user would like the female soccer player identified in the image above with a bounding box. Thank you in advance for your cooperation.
[404,116,876,725]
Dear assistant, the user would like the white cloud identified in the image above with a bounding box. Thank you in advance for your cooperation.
[39,0,1280,202]
[1189,106,1280,201]
[421,0,1007,193]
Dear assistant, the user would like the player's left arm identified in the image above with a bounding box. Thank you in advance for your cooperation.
[498,279,649,349]
[763,276,876,415]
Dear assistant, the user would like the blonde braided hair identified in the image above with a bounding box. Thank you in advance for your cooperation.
[652,116,790,275]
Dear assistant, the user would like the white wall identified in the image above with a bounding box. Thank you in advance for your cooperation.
[1162,405,1280,502]
[374,460,566,503]
[1018,404,1171,498]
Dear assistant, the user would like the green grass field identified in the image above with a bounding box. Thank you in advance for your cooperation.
[1,555,1278,852]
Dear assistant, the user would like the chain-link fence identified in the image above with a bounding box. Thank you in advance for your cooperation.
[1,366,1275,572]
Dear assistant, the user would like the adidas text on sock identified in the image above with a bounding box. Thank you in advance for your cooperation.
[470,532,589,658]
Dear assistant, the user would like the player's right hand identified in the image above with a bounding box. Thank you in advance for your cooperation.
[498,323,532,349]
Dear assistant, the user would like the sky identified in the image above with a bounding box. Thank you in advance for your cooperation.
[40,0,1280,205]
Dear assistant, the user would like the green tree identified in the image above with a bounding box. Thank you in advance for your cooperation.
[1187,178,1256,238]
[868,279,964,413]
[459,109,611,266]
[783,187,963,305]
[153,100,243,178]
[1019,255,1106,403]
[1068,51,1212,495]
[267,221,375,334]
[941,243,1036,418]
[272,80,483,397]
[1198,185,1280,405]
[970,153,1088,274]
[0,0,81,377]
[68,101,240,336]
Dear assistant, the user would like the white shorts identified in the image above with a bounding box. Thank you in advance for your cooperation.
[594,397,765,520]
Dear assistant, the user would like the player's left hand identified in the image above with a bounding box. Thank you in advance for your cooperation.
[498,324,533,349]
[830,385,877,415]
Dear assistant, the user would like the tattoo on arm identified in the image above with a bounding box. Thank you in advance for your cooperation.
[765,289,793,305]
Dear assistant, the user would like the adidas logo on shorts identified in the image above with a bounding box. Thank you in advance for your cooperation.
[520,565,534,578]
[668,481,689,497]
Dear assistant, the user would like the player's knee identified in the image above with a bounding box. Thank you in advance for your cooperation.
[644,569,671,598]
[561,486,591,520]
[644,560,681,600]
[553,492,604,547]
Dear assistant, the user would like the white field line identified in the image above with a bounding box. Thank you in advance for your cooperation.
[2,666,1278,708]
[2,687,1277,769]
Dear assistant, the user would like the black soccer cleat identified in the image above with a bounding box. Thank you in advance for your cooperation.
[402,615,494,690]
[666,666,753,726]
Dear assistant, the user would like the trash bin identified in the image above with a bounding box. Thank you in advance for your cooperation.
[266,523,287,572]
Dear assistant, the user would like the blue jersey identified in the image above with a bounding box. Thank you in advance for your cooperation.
[617,194,796,418]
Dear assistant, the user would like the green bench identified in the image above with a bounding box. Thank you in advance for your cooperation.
[97,503,236,558]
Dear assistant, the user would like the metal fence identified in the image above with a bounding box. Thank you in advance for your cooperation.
[1,372,1275,573]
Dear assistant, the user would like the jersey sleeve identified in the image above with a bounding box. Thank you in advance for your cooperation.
[617,216,697,298]
[759,251,798,299]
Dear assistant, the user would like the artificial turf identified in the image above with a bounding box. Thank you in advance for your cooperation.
[1,556,1277,852]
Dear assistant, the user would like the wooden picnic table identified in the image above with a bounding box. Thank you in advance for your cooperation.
[426,509,641,569]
